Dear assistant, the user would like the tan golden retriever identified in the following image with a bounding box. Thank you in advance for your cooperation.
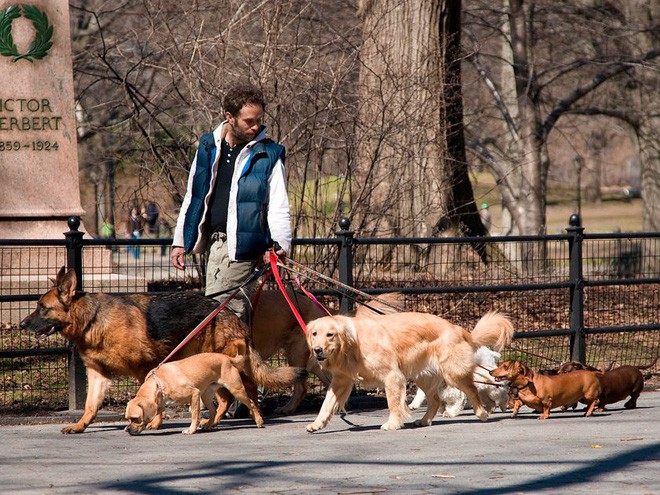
[252,291,404,414]
[306,311,514,432]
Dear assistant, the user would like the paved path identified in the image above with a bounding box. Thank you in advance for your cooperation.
[0,392,658,494]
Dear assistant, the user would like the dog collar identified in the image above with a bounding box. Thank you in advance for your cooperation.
[512,382,531,392]
[147,368,165,395]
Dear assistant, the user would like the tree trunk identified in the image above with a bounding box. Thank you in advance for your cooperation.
[440,0,488,240]
[355,0,483,246]
[355,0,449,238]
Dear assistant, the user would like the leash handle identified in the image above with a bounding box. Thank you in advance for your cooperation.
[269,252,309,334]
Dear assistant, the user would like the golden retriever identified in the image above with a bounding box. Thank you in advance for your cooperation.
[306,311,514,432]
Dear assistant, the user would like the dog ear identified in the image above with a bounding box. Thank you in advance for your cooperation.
[305,320,317,346]
[139,399,158,422]
[56,268,78,306]
[337,318,360,366]
[51,266,67,287]
[519,362,533,378]
[125,400,143,423]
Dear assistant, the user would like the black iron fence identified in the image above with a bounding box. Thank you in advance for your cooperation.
[1,215,658,413]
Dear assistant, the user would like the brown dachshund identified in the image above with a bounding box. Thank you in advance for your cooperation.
[491,360,601,420]
[593,366,645,410]
[560,357,657,411]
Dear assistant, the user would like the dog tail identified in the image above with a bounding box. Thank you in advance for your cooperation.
[470,311,514,351]
[636,355,659,371]
[354,292,405,317]
[229,339,248,372]
[243,344,308,391]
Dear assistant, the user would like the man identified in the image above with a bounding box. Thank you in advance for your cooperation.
[171,83,291,324]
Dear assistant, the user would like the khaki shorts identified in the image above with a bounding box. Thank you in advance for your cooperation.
[205,237,257,324]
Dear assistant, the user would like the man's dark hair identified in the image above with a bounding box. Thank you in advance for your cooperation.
[223,83,266,116]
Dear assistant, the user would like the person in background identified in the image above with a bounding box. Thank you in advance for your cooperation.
[100,216,115,239]
[100,216,116,252]
[170,82,291,325]
[144,202,160,237]
[479,202,491,234]
[126,206,144,259]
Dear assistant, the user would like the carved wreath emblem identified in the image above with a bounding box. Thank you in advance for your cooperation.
[0,4,53,62]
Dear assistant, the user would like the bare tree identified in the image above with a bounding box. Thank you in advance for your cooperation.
[463,0,658,235]
[71,0,363,238]
[353,0,485,241]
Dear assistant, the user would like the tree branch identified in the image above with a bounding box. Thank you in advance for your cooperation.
[538,50,658,141]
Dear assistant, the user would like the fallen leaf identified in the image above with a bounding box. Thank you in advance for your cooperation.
[592,445,602,449]
[432,474,456,479]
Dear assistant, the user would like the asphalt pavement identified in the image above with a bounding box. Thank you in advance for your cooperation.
[0,391,658,494]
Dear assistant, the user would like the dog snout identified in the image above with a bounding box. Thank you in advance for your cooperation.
[125,424,142,436]
[313,347,325,360]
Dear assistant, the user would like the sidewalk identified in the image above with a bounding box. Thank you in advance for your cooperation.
[0,392,658,494]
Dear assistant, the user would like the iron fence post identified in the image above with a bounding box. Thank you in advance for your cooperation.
[336,217,354,313]
[566,214,586,363]
[64,216,86,410]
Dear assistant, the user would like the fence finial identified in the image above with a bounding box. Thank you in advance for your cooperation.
[67,216,81,231]
[569,213,581,227]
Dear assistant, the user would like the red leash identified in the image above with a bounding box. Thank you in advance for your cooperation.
[158,287,242,366]
[269,252,310,334]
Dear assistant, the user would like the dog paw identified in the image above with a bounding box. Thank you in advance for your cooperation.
[476,410,489,422]
[182,428,198,434]
[274,405,295,415]
[200,420,216,430]
[412,419,431,427]
[380,421,403,431]
[61,424,85,434]
[306,422,324,433]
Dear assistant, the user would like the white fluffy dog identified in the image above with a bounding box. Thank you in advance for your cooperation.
[408,346,508,417]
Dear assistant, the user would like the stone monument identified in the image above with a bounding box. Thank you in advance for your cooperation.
[0,1,85,239]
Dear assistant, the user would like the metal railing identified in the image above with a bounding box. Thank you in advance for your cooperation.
[1,215,658,413]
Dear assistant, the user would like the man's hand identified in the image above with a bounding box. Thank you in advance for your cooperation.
[171,246,186,270]
[263,248,285,265]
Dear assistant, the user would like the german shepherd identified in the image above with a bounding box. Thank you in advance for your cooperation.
[20,267,307,434]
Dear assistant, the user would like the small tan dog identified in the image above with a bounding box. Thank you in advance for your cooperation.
[490,360,601,419]
[125,344,264,435]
